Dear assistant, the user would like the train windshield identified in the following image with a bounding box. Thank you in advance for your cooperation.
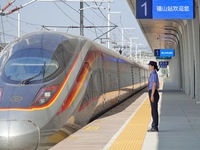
[3,48,59,83]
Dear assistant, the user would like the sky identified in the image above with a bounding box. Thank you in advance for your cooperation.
[0,0,151,52]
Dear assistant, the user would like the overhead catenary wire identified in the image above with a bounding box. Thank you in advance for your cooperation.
[53,2,79,25]
[61,1,119,41]
[85,1,118,42]
[0,0,44,36]
[1,1,101,39]
[1,0,124,44]
[53,2,96,34]
[6,15,43,30]
[93,2,116,26]
[95,1,126,46]
[93,24,117,41]
[5,19,27,34]
[0,31,17,38]
[5,15,47,38]
[61,1,104,35]
[5,20,17,29]
[1,1,81,35]
[94,1,132,46]
[84,2,119,43]
[84,2,111,25]
[84,2,107,37]
[43,25,117,28]
[118,19,131,44]
[85,2,130,46]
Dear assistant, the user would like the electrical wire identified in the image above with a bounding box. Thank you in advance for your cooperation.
[84,2,110,25]
[1,0,127,45]
[5,20,17,29]
[93,2,116,26]
[6,15,43,30]
[86,2,130,46]
[85,1,118,42]
[118,19,131,43]
[3,15,43,39]
[84,2,107,35]
[98,3,130,46]
[54,1,96,34]
[53,2,79,25]
[5,19,27,34]
[61,1,104,34]
[84,2,120,43]
[60,1,121,42]
[0,31,17,38]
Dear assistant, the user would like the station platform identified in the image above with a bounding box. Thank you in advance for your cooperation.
[50,82,200,150]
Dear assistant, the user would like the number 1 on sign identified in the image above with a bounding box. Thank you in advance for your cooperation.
[136,0,152,19]
[141,2,147,16]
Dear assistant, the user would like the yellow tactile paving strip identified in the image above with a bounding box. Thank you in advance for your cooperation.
[109,98,151,150]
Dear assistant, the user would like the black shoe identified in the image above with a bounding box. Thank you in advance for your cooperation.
[147,128,159,132]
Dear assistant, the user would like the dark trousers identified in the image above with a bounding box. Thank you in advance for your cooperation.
[148,89,159,129]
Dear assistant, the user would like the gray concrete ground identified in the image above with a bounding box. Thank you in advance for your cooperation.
[50,90,148,150]
[142,83,200,150]
[50,82,200,150]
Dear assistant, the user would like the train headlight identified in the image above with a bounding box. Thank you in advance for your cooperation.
[32,85,59,106]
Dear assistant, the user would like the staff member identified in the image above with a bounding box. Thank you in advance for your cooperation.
[147,61,160,132]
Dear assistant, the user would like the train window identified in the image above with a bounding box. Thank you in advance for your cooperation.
[3,48,59,83]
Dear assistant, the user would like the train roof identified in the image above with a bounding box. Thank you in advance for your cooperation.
[5,31,147,70]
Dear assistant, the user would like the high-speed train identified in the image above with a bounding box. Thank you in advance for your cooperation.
[0,31,148,150]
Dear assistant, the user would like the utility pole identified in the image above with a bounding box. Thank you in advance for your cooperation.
[135,43,143,62]
[130,37,138,57]
[121,28,135,49]
[107,0,110,49]
[121,28,124,48]
[0,0,113,39]
[80,2,84,36]
[17,11,21,37]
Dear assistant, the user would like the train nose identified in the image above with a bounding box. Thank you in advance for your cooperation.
[0,120,40,150]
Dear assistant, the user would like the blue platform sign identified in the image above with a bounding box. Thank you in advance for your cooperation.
[159,61,169,68]
[156,56,172,60]
[160,49,175,57]
[136,0,194,19]
[153,0,194,19]
[136,0,152,19]
[154,49,160,56]
[154,49,175,57]
[160,65,167,68]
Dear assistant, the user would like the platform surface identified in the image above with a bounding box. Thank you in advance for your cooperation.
[50,89,149,150]
[50,83,200,150]
[142,83,200,150]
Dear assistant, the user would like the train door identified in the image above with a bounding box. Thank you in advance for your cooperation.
[100,54,106,106]
[131,65,134,90]
[117,59,121,102]
[133,67,140,90]
[101,55,119,108]
[139,68,141,88]
[76,56,98,124]
[117,61,133,101]
[86,55,106,116]
[89,57,104,117]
